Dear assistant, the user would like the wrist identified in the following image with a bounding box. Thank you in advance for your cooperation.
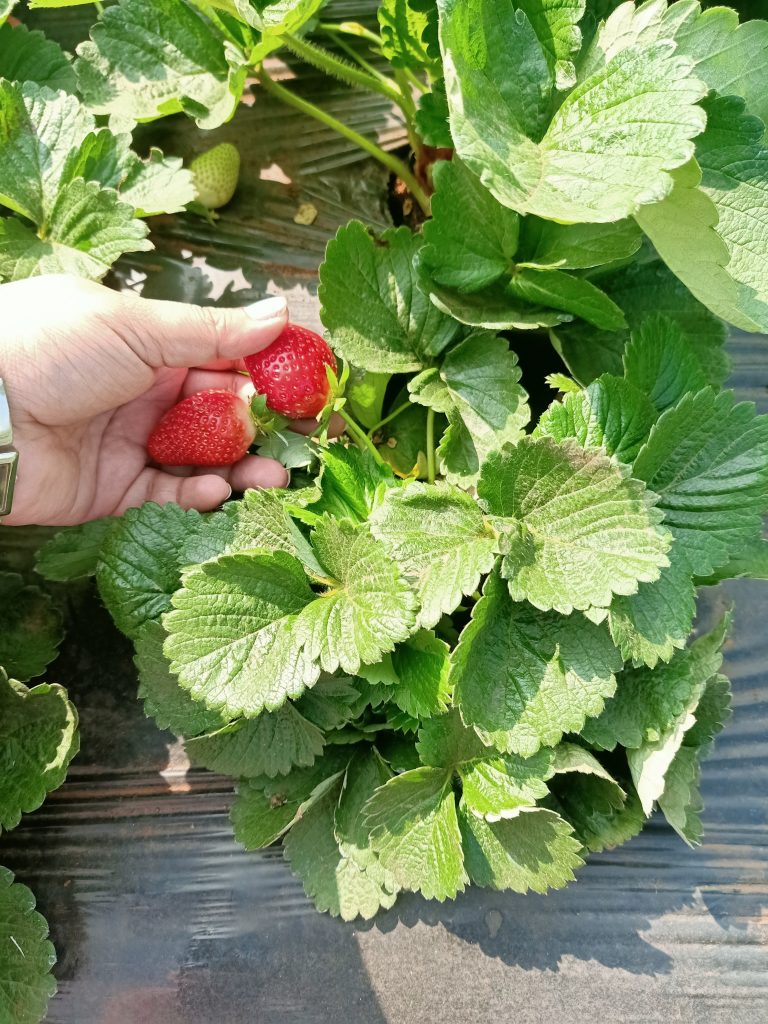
[0,378,19,518]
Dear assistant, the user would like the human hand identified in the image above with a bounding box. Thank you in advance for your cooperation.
[0,275,320,526]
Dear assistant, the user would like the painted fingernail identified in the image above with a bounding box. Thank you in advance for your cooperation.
[244,295,287,321]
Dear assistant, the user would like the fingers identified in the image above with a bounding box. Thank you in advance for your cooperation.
[119,293,289,369]
[289,412,346,438]
[227,456,289,491]
[180,369,254,401]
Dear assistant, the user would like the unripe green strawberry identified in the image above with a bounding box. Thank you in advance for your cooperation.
[190,143,240,209]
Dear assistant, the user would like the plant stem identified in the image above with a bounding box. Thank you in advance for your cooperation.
[257,70,431,215]
[94,0,104,14]
[318,30,391,87]
[403,66,429,94]
[339,409,387,465]
[281,33,402,106]
[367,400,412,437]
[426,408,436,484]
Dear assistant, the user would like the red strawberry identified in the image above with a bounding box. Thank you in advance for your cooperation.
[147,389,256,466]
[245,323,337,418]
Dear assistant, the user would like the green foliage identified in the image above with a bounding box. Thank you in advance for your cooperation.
[0,869,57,1024]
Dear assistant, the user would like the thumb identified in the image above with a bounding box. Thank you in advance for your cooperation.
[119,294,289,369]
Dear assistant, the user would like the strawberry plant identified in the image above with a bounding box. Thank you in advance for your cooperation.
[1,1,768,1014]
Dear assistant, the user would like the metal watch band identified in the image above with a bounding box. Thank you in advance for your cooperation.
[0,378,18,518]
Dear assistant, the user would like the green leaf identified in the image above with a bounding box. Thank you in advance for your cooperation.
[96,502,202,639]
[0,574,63,682]
[459,807,583,893]
[134,619,226,738]
[419,271,570,331]
[295,677,360,731]
[370,481,497,629]
[75,0,247,130]
[345,369,390,431]
[0,177,151,282]
[696,537,768,587]
[478,437,670,614]
[379,0,437,72]
[164,549,318,717]
[622,313,707,414]
[375,397,433,478]
[284,776,398,921]
[360,630,452,720]
[187,704,325,778]
[0,868,57,1024]
[364,765,467,900]
[34,517,116,582]
[516,216,642,270]
[506,268,627,331]
[633,388,768,576]
[607,553,696,669]
[230,747,351,850]
[255,429,315,470]
[319,221,461,373]
[0,81,93,222]
[546,771,643,853]
[535,374,656,465]
[165,520,416,717]
[421,158,520,293]
[581,614,728,753]
[551,257,728,387]
[308,444,396,524]
[409,333,530,485]
[335,748,393,872]
[0,23,76,91]
[0,671,79,833]
[439,0,707,222]
[119,146,196,216]
[656,744,703,846]
[672,1,768,130]
[515,0,586,89]
[451,570,620,756]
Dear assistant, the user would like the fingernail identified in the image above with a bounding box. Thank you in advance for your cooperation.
[244,295,287,321]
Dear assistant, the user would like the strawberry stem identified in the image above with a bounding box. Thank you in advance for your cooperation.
[426,408,437,484]
[367,400,413,438]
[257,70,431,216]
[280,33,403,107]
[338,409,387,465]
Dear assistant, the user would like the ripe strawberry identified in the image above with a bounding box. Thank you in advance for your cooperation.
[190,142,240,209]
[147,389,255,466]
[245,324,337,418]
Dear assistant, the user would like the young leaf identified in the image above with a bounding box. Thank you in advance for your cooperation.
[370,481,497,629]
[478,437,670,614]
[308,444,397,524]
[0,671,79,834]
[0,574,63,682]
[0,177,151,282]
[421,158,521,293]
[408,333,530,485]
[459,807,583,893]
[96,502,202,639]
[284,776,398,921]
[134,619,226,738]
[75,0,247,130]
[622,313,707,414]
[0,22,77,91]
[319,221,461,373]
[439,0,707,222]
[534,374,656,465]
[451,570,620,756]
[187,704,325,779]
[0,868,57,1024]
[34,517,116,582]
[415,79,452,148]
[633,388,768,576]
[363,765,467,900]
[335,748,393,873]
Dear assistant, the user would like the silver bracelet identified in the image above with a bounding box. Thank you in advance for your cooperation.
[0,378,18,517]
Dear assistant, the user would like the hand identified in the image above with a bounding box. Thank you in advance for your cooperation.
[0,275,316,526]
